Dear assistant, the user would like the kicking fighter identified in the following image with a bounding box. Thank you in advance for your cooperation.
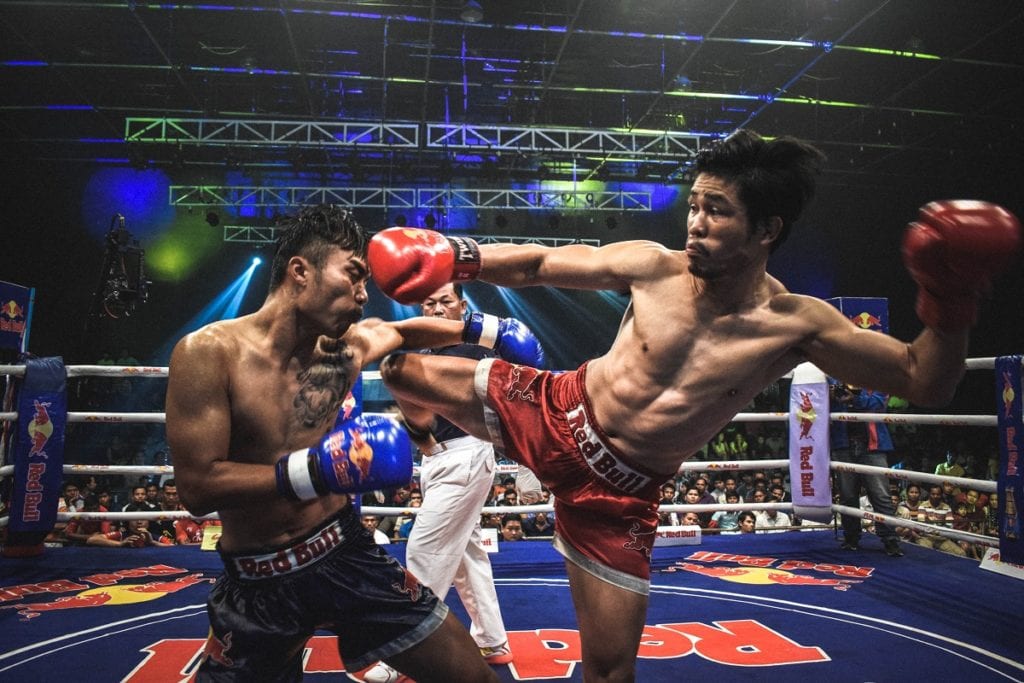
[166,205,508,682]
[367,130,1022,682]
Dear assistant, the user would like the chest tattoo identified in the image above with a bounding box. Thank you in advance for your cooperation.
[294,339,354,428]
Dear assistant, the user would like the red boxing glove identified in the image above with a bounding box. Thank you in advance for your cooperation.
[368,227,481,304]
[902,200,1022,331]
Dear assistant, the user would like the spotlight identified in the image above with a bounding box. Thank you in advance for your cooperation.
[460,0,483,23]
[252,256,262,266]
[205,211,220,227]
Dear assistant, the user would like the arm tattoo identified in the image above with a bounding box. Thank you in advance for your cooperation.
[294,338,355,428]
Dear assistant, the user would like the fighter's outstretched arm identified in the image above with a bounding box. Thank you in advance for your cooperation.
[368,226,668,302]
[476,239,663,291]
[795,296,968,408]
[345,317,466,366]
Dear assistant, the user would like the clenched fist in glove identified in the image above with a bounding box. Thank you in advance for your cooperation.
[901,200,1021,332]
[368,227,481,304]
[276,414,412,501]
[463,312,546,367]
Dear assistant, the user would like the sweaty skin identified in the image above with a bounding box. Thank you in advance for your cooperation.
[443,174,967,472]
[166,248,466,553]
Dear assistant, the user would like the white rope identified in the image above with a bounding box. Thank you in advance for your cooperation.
[57,510,218,522]
[831,503,997,548]
[679,459,789,472]
[0,409,998,428]
[39,502,997,551]
[0,359,1008,379]
[830,461,996,493]
[832,412,995,427]
[0,364,169,378]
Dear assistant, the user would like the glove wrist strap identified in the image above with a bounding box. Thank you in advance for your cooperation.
[447,236,481,281]
[277,449,324,501]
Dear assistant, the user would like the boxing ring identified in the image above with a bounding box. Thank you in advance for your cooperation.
[1,360,1023,682]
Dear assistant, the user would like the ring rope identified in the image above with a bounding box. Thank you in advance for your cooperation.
[35,502,989,551]
[831,503,997,548]
[0,410,996,427]
[829,461,996,493]
[0,356,1005,379]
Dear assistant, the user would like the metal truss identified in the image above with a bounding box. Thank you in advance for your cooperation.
[126,117,701,160]
[427,123,704,159]
[224,226,600,247]
[126,118,419,148]
[172,186,651,211]
[417,188,650,211]
[476,235,601,247]
[171,186,418,208]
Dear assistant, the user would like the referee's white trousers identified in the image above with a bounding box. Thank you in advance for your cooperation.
[405,436,508,649]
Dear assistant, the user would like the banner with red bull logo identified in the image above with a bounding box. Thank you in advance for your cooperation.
[788,363,832,522]
[8,357,67,536]
[825,297,889,334]
[995,355,1023,565]
[0,280,34,352]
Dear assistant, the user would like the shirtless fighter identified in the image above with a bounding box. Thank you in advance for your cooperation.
[367,130,1022,681]
[166,205,515,682]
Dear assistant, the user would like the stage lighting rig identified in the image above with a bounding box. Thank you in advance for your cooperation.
[91,213,151,319]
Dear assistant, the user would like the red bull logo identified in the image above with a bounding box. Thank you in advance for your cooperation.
[0,566,212,620]
[340,390,357,420]
[26,400,54,458]
[795,391,817,440]
[0,299,27,335]
[623,521,656,559]
[849,311,883,330]
[120,620,830,681]
[1002,370,1016,419]
[201,630,235,668]
[662,552,871,591]
[390,565,423,602]
[2,299,25,319]
[326,427,375,487]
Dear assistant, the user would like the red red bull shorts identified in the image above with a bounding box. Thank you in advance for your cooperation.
[475,358,671,595]
[201,508,447,679]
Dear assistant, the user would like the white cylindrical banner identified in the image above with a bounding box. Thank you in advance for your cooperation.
[788,362,832,523]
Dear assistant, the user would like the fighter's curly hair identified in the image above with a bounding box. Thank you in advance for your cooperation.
[694,129,826,252]
[269,204,368,291]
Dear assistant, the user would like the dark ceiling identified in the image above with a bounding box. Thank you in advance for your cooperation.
[2,0,1023,187]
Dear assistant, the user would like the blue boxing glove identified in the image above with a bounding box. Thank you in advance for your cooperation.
[276,415,413,501]
[463,312,546,367]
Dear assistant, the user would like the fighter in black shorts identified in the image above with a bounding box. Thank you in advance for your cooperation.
[166,206,501,681]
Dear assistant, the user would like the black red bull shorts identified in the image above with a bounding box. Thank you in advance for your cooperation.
[198,508,447,680]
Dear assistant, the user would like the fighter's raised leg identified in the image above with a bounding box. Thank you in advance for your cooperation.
[382,353,490,443]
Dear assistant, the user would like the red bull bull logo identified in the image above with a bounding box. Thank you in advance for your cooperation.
[390,565,423,602]
[27,400,54,458]
[795,391,817,440]
[1002,370,1016,419]
[340,391,357,420]
[849,311,883,330]
[0,299,27,334]
[0,565,212,620]
[662,551,871,591]
[2,299,25,319]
